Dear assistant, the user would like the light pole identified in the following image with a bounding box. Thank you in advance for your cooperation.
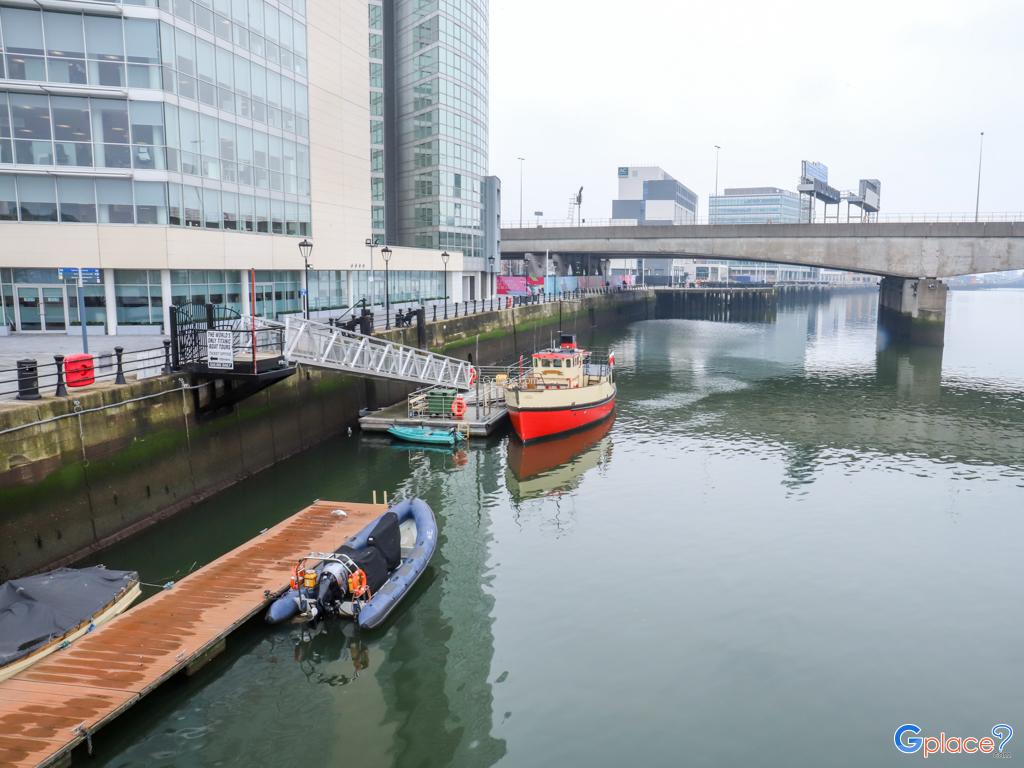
[381,245,392,329]
[488,254,495,298]
[364,237,379,308]
[441,250,450,318]
[713,145,721,216]
[974,131,985,223]
[298,238,313,319]
[517,156,525,227]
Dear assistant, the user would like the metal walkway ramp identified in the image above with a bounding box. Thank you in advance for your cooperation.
[283,316,475,390]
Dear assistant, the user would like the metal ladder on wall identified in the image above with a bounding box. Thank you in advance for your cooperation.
[282,316,475,391]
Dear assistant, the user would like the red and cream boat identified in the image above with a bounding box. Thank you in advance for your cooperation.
[504,334,616,443]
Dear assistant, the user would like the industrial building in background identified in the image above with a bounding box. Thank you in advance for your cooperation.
[708,187,807,225]
[611,166,698,225]
[0,0,495,337]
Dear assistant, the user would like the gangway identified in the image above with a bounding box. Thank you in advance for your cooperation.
[283,316,476,390]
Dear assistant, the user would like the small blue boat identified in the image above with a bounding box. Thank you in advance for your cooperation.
[387,425,466,446]
[265,498,437,629]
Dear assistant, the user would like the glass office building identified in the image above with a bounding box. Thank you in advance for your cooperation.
[389,0,488,263]
[708,187,805,225]
[0,0,468,335]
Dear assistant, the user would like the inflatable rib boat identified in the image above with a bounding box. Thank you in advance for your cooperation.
[265,498,436,630]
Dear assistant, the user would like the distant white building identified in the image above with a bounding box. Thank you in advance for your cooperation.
[611,166,698,225]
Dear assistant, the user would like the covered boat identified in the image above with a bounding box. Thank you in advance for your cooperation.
[0,566,140,681]
[387,424,466,446]
[504,333,616,442]
[265,498,436,630]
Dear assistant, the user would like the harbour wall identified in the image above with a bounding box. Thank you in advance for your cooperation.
[0,290,651,579]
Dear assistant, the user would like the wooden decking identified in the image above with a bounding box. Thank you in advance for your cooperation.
[0,500,384,768]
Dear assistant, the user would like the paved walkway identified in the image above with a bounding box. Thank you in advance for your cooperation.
[0,334,165,373]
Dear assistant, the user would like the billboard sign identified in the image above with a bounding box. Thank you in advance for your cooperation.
[858,179,881,212]
[618,167,630,177]
[801,161,828,184]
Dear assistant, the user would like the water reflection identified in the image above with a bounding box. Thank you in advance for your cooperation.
[505,415,615,501]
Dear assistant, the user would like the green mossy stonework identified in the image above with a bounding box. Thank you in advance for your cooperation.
[0,291,650,578]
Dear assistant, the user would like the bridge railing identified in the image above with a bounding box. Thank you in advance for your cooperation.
[502,212,1024,229]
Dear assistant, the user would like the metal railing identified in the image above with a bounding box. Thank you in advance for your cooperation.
[0,342,172,401]
[502,212,1024,229]
[283,316,477,390]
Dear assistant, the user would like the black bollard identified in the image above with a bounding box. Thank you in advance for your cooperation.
[455,301,459,318]
[162,339,172,374]
[114,346,126,384]
[53,355,68,397]
[16,359,41,401]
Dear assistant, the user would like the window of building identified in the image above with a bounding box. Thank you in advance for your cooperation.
[96,178,134,223]
[57,177,96,223]
[17,175,57,221]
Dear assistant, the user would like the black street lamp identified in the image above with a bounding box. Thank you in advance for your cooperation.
[298,239,313,319]
[440,251,450,319]
[381,245,392,329]
[488,254,496,298]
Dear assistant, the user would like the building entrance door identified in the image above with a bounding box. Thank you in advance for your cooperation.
[15,285,68,332]
[253,282,275,319]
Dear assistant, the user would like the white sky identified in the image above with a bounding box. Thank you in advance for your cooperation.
[488,0,1023,223]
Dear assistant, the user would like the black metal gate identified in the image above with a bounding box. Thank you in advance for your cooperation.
[169,302,241,370]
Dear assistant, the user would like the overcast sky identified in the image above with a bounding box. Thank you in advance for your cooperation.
[489,0,1023,224]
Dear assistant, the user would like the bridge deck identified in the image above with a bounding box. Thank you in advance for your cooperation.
[0,500,385,768]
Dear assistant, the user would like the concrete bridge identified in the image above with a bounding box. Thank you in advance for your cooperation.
[500,222,1024,279]
[502,222,1024,345]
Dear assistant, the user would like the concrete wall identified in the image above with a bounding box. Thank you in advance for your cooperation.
[502,222,1024,278]
[0,291,651,579]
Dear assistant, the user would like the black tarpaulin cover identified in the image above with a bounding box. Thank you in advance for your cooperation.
[0,566,138,667]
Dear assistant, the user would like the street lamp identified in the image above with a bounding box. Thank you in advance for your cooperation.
[364,237,379,308]
[517,156,525,227]
[441,250,450,319]
[298,238,313,319]
[713,145,721,219]
[488,254,495,298]
[381,245,392,329]
[974,131,985,223]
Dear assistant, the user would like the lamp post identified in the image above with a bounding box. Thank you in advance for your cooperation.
[713,144,721,211]
[381,245,392,329]
[517,156,525,227]
[441,250,450,319]
[974,131,985,223]
[298,239,313,319]
[364,237,379,308]
[488,254,495,299]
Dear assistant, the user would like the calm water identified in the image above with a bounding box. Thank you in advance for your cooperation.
[89,290,1024,767]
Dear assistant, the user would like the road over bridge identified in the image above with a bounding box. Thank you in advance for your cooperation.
[501,222,1024,279]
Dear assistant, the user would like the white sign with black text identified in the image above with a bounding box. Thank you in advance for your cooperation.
[206,330,235,370]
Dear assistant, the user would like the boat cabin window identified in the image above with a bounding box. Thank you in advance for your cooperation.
[552,359,562,368]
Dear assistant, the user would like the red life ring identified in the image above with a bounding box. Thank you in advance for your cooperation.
[468,367,478,385]
[451,396,466,419]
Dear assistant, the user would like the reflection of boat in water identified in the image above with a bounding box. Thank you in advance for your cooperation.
[505,415,614,500]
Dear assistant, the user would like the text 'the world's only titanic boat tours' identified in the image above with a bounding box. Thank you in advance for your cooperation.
[504,333,616,443]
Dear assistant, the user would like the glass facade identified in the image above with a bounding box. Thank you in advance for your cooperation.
[393,0,488,260]
[0,0,310,235]
[708,189,805,225]
[369,0,384,239]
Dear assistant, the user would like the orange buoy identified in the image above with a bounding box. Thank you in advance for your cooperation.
[451,396,466,419]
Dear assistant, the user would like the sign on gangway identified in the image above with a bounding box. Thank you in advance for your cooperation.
[207,330,235,370]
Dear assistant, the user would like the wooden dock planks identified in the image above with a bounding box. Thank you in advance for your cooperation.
[0,500,384,768]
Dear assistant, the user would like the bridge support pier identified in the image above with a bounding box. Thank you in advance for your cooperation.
[877,277,947,346]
